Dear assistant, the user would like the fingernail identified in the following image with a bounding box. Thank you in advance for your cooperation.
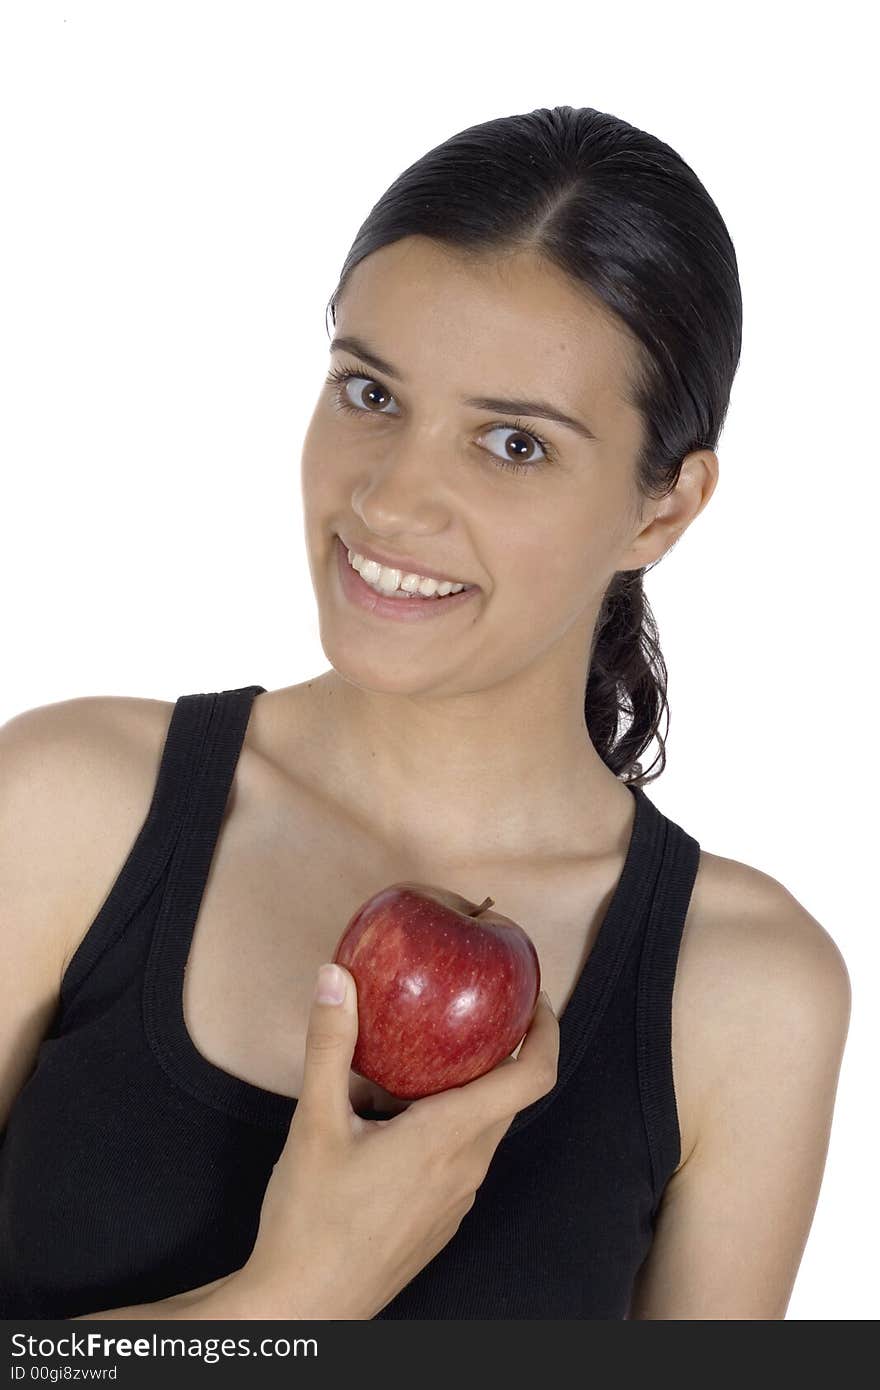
[314,962,346,1005]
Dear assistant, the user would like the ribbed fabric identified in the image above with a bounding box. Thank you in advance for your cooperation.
[0,684,701,1320]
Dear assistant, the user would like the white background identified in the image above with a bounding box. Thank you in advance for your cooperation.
[1,0,876,1320]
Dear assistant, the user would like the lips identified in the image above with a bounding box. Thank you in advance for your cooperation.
[335,533,480,624]
[338,533,474,590]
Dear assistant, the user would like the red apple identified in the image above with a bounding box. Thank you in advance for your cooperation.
[332,881,541,1100]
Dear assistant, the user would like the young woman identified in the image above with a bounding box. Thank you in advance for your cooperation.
[0,105,850,1321]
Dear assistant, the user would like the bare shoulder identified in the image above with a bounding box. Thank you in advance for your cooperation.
[3,692,173,756]
[0,694,179,1130]
[1,693,176,979]
[631,848,851,1317]
[672,848,852,1167]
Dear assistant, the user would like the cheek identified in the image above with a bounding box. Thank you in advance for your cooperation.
[301,411,363,500]
[486,539,581,648]
[300,422,341,509]
[490,509,622,649]
[505,514,607,603]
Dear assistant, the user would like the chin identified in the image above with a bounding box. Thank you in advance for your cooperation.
[319,642,430,696]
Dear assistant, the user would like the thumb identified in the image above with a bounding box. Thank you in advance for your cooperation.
[298,962,358,1135]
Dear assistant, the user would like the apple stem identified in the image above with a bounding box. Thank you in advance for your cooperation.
[469,896,495,917]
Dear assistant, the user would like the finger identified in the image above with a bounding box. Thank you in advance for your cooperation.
[296,963,358,1140]
[450,992,560,1128]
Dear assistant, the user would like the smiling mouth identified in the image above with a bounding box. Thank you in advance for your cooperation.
[340,536,473,598]
[335,533,480,620]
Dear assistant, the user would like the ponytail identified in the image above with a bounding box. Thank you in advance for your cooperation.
[586,568,669,786]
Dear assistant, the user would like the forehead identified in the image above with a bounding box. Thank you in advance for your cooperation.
[334,235,639,428]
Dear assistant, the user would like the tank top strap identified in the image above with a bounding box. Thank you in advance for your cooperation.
[635,810,702,1208]
[59,685,266,1010]
[168,684,266,915]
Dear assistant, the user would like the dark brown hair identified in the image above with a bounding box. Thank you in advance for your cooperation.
[325,105,742,785]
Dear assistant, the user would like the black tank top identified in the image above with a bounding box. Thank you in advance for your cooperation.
[0,684,701,1320]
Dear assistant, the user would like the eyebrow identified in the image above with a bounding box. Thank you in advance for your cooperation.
[329,333,601,443]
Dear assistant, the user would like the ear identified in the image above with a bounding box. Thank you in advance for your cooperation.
[617,449,719,571]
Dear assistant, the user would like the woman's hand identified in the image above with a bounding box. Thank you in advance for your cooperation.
[232,962,560,1320]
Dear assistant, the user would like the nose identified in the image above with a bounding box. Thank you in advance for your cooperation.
[352,434,455,537]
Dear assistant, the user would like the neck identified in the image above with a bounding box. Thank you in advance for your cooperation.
[291,664,629,868]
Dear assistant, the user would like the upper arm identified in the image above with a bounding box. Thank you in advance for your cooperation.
[0,696,157,1133]
[629,876,852,1320]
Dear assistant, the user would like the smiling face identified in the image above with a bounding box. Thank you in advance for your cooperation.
[300,235,653,700]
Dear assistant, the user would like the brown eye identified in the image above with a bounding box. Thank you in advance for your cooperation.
[324,363,556,475]
[325,367,400,417]
[477,421,553,473]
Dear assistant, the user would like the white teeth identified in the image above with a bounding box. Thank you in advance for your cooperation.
[346,547,468,598]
